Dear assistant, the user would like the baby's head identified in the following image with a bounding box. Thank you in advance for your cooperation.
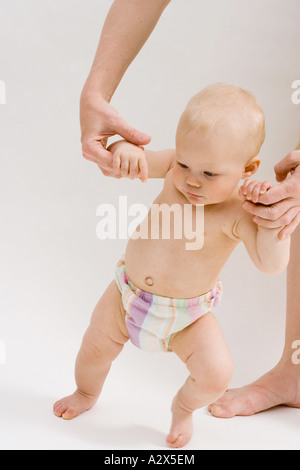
[173,83,265,205]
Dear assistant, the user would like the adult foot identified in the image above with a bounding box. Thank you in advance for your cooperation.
[166,397,193,448]
[208,363,300,418]
[53,390,97,420]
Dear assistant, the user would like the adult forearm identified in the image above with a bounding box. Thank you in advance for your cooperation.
[84,0,171,101]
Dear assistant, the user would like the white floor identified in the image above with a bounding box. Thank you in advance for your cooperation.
[1,338,299,451]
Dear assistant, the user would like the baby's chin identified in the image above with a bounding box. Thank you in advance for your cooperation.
[185,193,229,206]
[180,190,206,205]
[175,185,229,206]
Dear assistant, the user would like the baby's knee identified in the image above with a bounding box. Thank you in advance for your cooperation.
[203,356,234,398]
[79,330,126,365]
[215,358,233,394]
[190,353,234,399]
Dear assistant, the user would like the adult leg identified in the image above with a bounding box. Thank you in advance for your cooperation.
[53,280,129,419]
[208,225,300,418]
[167,312,234,447]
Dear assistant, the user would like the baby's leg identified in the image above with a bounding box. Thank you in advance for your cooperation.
[167,312,234,448]
[53,280,129,420]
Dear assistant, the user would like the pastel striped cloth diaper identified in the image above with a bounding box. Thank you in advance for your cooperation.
[115,255,223,353]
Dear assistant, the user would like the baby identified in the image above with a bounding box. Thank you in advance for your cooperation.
[54,83,291,448]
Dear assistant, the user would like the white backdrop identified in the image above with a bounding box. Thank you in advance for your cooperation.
[0,0,300,450]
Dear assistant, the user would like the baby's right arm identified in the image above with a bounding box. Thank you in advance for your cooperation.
[107,140,175,182]
[235,180,291,274]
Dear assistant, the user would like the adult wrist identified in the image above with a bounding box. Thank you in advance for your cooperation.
[81,74,113,104]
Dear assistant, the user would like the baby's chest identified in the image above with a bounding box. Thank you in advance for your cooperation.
[150,174,237,249]
[143,206,230,258]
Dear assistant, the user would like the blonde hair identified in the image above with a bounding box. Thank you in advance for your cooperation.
[177,83,265,157]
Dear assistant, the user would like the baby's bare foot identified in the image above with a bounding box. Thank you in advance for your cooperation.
[166,397,193,448]
[53,390,97,420]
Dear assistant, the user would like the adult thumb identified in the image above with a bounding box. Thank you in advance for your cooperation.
[117,118,151,146]
[274,150,300,182]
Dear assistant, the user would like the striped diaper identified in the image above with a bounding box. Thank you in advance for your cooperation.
[115,255,223,353]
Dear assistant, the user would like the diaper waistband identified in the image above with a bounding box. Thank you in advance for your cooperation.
[115,255,223,309]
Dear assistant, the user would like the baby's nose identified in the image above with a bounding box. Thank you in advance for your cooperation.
[186,175,201,187]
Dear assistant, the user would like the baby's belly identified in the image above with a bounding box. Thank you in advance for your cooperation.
[124,236,220,299]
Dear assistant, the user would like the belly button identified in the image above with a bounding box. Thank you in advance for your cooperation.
[145,276,154,286]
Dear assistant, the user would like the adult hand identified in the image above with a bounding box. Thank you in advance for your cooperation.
[80,89,151,177]
[240,150,300,239]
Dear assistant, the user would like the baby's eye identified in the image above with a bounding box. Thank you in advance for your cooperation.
[177,161,189,169]
[204,171,216,177]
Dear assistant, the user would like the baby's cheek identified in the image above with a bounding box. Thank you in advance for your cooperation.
[209,181,236,202]
[172,168,181,188]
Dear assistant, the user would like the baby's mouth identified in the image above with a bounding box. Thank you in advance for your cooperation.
[186,191,204,199]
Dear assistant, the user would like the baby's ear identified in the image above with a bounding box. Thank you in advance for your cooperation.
[242,156,261,179]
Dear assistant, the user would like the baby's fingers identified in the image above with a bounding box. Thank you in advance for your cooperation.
[138,157,148,183]
[113,152,121,173]
[253,181,273,203]
[259,181,273,194]
[242,179,273,203]
[241,178,251,192]
[242,179,257,201]
[128,158,140,179]
[120,155,130,177]
[252,182,269,203]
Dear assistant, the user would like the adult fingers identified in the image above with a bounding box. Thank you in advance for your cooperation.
[252,206,300,229]
[279,212,300,239]
[242,198,295,221]
[98,165,122,179]
[116,116,151,147]
[274,150,300,182]
[83,138,125,178]
[260,181,273,194]
[256,182,291,205]
[82,138,112,165]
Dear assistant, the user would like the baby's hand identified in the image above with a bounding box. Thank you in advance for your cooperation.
[110,140,148,183]
[239,179,273,204]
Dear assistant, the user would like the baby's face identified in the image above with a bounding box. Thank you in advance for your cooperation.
[173,128,253,206]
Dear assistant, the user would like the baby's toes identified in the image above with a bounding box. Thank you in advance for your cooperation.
[53,400,68,417]
[167,433,189,448]
[172,435,185,448]
[62,407,77,420]
[166,432,176,446]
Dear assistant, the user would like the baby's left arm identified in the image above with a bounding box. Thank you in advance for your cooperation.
[235,179,291,274]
